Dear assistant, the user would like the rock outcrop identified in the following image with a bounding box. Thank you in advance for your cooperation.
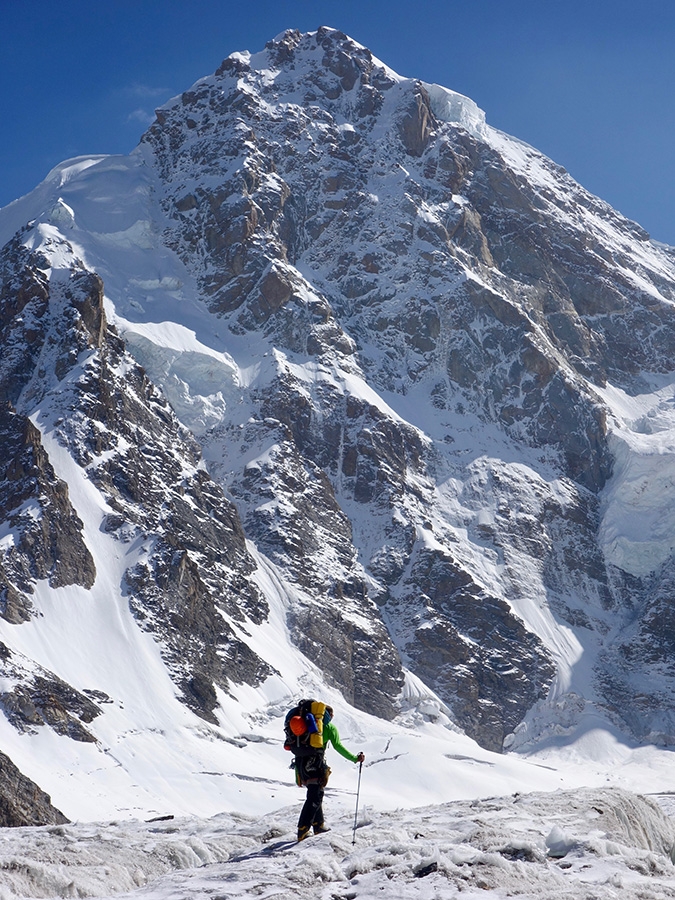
[0,750,68,827]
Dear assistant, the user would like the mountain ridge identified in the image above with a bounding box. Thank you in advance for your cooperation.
[2,26,675,820]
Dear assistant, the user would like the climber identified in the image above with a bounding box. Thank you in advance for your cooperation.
[285,701,365,841]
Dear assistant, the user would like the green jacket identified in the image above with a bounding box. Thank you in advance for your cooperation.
[323,720,358,763]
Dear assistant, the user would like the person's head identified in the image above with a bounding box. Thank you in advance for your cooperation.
[325,705,334,723]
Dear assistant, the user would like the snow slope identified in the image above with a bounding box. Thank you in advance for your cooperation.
[2,26,675,827]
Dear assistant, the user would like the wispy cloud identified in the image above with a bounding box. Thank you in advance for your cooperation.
[127,108,156,126]
[116,83,174,130]
[124,82,173,99]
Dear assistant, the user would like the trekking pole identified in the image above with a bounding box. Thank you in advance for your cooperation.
[352,759,363,845]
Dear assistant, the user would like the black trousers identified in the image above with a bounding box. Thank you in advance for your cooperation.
[296,754,327,830]
[298,782,324,830]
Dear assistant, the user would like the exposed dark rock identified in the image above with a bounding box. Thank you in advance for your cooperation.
[289,602,403,720]
[0,403,96,622]
[1,680,99,743]
[69,343,272,723]
[66,270,106,348]
[390,549,555,751]
[399,84,436,158]
[0,230,271,728]
[0,237,50,405]
[0,642,101,742]
[0,750,69,826]
[227,411,405,720]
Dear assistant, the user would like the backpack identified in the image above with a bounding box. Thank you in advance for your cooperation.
[283,699,328,757]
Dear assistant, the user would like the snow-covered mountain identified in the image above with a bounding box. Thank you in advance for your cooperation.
[3,26,675,824]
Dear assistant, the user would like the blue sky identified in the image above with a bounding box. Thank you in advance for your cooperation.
[2,0,674,243]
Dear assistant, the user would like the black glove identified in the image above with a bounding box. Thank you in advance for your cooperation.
[356,752,365,763]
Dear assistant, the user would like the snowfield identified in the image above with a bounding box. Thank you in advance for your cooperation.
[0,788,673,899]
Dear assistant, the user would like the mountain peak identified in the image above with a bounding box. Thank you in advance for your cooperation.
[2,27,675,819]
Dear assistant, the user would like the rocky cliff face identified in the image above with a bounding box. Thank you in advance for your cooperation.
[0,233,272,728]
[0,750,68,827]
[1,26,675,797]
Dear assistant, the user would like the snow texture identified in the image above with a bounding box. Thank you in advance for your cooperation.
[0,788,673,899]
